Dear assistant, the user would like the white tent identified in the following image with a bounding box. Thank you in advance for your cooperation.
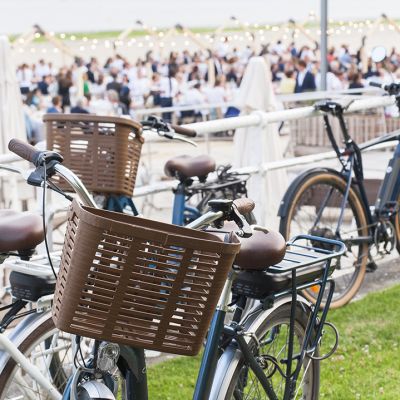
[0,36,26,153]
[233,56,288,229]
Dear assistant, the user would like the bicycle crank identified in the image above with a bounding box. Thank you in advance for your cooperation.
[374,220,396,255]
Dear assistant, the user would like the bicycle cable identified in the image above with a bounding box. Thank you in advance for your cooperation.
[42,163,58,280]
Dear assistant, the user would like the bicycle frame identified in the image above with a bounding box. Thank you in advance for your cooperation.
[171,181,201,226]
[319,112,400,244]
[172,172,250,226]
[2,147,343,400]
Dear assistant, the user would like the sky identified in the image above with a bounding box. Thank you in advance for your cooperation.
[0,0,399,34]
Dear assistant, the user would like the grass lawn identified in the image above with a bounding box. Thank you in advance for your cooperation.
[147,284,400,399]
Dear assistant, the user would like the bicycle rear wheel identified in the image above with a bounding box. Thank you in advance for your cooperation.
[210,302,319,400]
[279,171,368,308]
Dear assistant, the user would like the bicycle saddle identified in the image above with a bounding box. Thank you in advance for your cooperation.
[235,228,286,270]
[221,222,286,270]
[164,155,216,181]
[0,210,44,252]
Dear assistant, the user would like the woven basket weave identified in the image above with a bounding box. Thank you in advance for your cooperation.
[52,200,240,355]
[44,114,143,196]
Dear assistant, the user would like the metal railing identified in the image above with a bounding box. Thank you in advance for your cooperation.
[0,94,396,206]
[132,95,396,197]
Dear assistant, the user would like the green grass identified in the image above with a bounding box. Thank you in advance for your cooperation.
[147,284,400,399]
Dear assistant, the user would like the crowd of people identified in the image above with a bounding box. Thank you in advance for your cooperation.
[16,38,398,142]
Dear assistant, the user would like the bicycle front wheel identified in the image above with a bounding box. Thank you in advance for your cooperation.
[279,171,368,308]
[0,312,135,399]
[211,303,319,400]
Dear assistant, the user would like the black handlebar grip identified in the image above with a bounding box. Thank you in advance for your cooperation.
[369,82,383,88]
[8,139,42,166]
[233,198,255,215]
[170,124,197,138]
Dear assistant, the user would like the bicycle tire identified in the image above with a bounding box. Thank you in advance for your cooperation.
[0,312,135,399]
[393,193,400,255]
[210,302,320,400]
[279,171,368,308]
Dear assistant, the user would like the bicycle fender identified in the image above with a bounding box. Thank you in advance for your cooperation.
[208,295,312,400]
[0,311,51,373]
[278,167,342,219]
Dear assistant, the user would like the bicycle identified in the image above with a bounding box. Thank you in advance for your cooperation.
[279,83,400,308]
[44,114,253,230]
[0,137,344,399]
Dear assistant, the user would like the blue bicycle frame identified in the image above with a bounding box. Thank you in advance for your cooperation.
[171,182,201,226]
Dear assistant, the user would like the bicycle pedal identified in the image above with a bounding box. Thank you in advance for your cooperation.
[366,260,378,272]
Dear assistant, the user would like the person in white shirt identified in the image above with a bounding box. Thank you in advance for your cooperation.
[130,69,150,107]
[35,59,50,79]
[17,64,33,94]
[204,77,227,119]
[159,69,179,122]
[179,82,206,121]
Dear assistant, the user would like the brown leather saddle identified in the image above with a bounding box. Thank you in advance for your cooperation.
[0,210,44,253]
[234,229,286,270]
[164,155,216,181]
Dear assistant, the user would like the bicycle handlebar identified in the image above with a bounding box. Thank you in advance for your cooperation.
[233,198,255,215]
[369,81,400,95]
[8,139,42,166]
[369,81,383,89]
[169,124,197,138]
[141,116,197,138]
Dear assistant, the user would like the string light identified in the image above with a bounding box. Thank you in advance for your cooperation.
[10,15,400,59]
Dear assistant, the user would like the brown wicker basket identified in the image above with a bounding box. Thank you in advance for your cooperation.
[44,114,143,196]
[52,200,241,355]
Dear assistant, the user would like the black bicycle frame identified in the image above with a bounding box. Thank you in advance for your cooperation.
[324,111,400,240]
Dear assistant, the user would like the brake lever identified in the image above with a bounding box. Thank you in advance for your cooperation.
[172,133,197,147]
[231,204,252,238]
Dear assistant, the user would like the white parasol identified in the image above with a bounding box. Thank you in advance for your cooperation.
[0,36,26,153]
[233,56,288,229]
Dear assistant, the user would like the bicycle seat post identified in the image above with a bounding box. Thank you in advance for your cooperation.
[335,109,352,145]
